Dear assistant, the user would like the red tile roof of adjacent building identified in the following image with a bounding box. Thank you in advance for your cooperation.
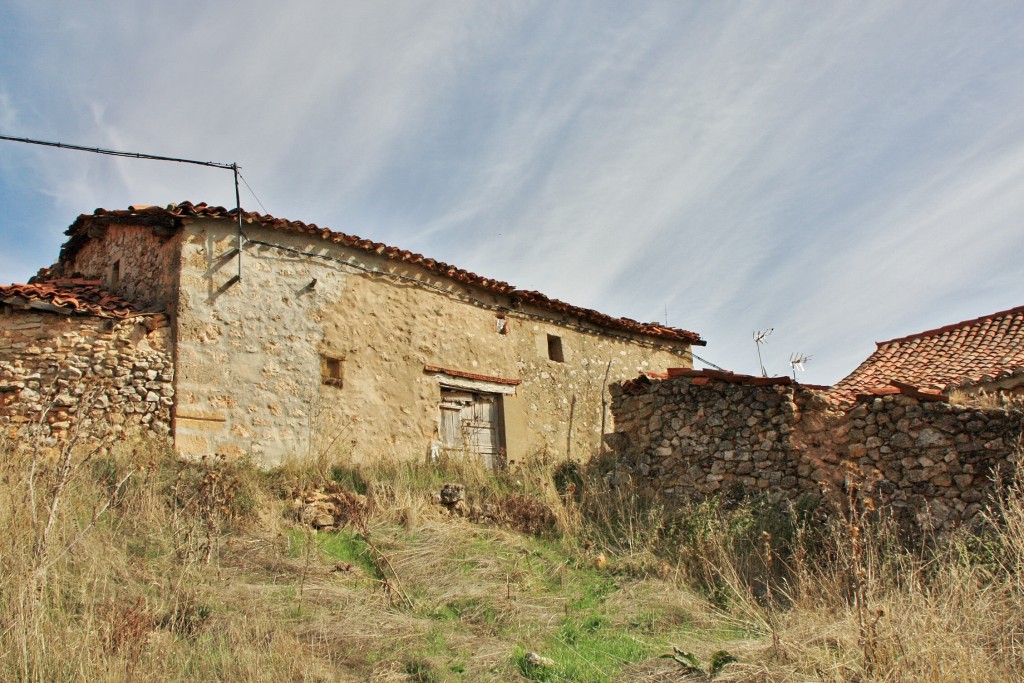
[830,305,1024,403]
[60,201,705,345]
[0,280,143,318]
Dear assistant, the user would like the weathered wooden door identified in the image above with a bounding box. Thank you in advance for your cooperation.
[438,389,504,470]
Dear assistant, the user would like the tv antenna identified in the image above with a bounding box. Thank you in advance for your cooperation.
[753,328,772,377]
[789,352,812,381]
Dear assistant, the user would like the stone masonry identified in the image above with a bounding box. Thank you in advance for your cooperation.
[0,309,173,446]
[5,203,704,467]
[609,371,1024,531]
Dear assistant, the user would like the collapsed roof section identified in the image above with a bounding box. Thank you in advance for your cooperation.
[0,279,144,318]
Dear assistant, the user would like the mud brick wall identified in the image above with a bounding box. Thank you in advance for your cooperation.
[0,310,173,447]
[609,374,1024,531]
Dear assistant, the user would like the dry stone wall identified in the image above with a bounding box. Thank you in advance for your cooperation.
[0,310,173,446]
[609,373,1024,531]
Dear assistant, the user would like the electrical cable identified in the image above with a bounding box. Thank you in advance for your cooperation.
[0,134,236,169]
[237,170,268,215]
[2,132,724,369]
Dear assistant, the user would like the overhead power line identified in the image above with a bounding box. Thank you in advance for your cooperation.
[2,133,710,361]
[1,132,246,282]
[0,133,236,170]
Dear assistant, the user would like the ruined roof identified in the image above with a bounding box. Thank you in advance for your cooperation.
[0,279,143,318]
[63,202,705,345]
[830,305,1024,403]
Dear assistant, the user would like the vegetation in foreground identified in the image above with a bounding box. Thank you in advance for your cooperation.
[1,429,1022,682]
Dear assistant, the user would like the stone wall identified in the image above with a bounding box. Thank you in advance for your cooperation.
[172,219,694,467]
[56,222,180,310]
[0,309,173,446]
[609,372,1024,531]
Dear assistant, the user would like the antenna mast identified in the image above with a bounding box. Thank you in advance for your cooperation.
[753,328,772,377]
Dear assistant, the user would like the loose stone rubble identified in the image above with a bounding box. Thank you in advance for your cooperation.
[292,484,369,530]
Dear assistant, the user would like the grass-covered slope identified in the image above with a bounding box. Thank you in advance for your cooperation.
[2,433,1023,682]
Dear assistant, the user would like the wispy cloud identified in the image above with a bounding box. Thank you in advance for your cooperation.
[1,0,1023,384]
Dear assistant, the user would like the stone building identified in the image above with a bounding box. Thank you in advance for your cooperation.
[608,367,1024,532]
[0,279,174,447]
[830,305,1024,404]
[1,202,704,467]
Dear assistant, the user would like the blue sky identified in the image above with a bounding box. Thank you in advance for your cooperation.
[2,1,1023,385]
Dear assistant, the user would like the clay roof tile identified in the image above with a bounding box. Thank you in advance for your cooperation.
[0,281,144,318]
[831,305,1024,403]
[58,202,705,345]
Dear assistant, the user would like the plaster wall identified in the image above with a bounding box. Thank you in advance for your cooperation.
[173,219,693,467]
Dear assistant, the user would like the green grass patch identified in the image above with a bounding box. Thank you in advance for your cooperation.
[285,528,380,579]
[516,615,654,683]
[514,553,659,681]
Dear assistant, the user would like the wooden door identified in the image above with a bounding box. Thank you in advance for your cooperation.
[465,393,501,470]
[438,389,504,470]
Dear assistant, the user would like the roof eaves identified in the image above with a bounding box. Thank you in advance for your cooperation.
[67,202,706,345]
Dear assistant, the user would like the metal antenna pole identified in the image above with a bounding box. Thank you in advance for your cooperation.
[753,328,773,377]
[233,163,243,282]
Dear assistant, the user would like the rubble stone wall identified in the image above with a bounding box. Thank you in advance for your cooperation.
[0,309,174,446]
[609,375,1024,530]
[60,223,180,309]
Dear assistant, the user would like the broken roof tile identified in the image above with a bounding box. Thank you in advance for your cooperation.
[0,281,144,319]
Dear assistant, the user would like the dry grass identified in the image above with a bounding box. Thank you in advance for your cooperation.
[948,387,1024,410]
[2,427,1023,682]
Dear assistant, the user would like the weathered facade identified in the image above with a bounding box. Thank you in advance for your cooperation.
[4,202,704,467]
[0,281,173,444]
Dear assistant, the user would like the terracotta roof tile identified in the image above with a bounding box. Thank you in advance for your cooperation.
[61,202,704,346]
[831,305,1024,403]
[0,280,143,318]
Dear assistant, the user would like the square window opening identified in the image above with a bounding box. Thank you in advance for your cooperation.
[321,355,345,388]
[547,334,564,362]
[495,314,508,335]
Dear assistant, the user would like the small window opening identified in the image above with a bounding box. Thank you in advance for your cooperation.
[109,260,121,290]
[547,334,564,362]
[321,355,345,387]
[495,313,508,335]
